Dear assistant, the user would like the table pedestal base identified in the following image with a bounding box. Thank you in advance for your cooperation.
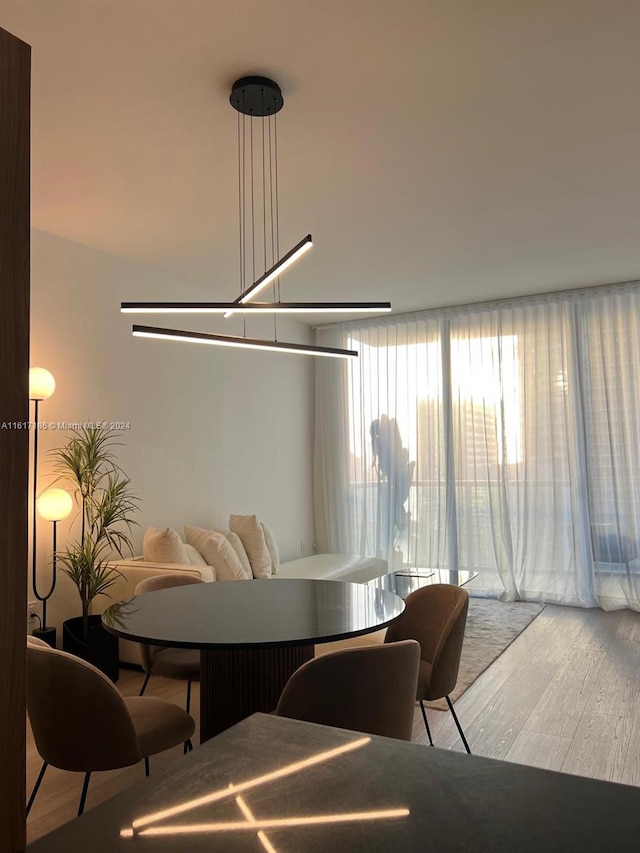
[200,644,314,742]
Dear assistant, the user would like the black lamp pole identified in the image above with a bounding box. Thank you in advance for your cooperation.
[31,395,57,647]
[34,519,58,641]
[31,396,39,595]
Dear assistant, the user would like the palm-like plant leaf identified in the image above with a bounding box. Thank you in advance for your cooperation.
[49,426,138,641]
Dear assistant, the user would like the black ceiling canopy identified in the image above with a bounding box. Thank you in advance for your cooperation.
[229,76,284,116]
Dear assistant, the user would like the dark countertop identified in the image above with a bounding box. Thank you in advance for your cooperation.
[28,712,640,852]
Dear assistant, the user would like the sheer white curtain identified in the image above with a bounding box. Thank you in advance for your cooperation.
[314,283,640,610]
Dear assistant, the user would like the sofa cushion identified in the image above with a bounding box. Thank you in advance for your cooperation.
[184,543,208,567]
[184,525,251,582]
[143,527,189,565]
[261,522,280,574]
[224,531,252,577]
[229,514,272,579]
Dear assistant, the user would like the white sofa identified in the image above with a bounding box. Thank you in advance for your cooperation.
[278,553,389,584]
[101,551,389,665]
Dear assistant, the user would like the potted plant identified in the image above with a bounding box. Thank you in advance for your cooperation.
[51,425,139,681]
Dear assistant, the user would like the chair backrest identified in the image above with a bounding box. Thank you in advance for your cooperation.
[134,573,205,671]
[384,584,469,701]
[275,640,420,741]
[26,637,142,772]
[27,634,53,649]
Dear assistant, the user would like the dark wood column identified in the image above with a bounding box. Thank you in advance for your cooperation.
[200,645,314,742]
[0,24,31,853]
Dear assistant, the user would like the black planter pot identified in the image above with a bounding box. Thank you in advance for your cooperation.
[62,614,119,683]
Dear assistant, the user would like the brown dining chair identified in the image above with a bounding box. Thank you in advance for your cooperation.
[275,640,420,741]
[385,583,471,753]
[26,636,195,817]
[134,573,204,712]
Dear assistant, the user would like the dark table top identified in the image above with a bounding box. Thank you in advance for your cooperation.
[102,578,405,649]
[28,712,640,852]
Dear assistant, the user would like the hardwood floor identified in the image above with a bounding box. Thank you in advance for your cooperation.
[415,603,640,788]
[26,603,640,845]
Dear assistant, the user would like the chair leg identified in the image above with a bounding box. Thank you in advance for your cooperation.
[139,672,151,696]
[26,761,48,816]
[446,695,471,754]
[144,756,150,777]
[78,772,91,816]
[419,701,434,746]
[183,738,194,755]
[186,679,192,714]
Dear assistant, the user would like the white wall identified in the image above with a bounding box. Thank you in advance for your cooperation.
[29,229,315,630]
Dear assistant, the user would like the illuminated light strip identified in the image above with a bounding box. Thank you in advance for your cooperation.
[121,301,391,314]
[128,736,370,831]
[224,234,313,317]
[132,325,358,359]
[236,796,278,853]
[130,808,410,836]
[258,829,279,853]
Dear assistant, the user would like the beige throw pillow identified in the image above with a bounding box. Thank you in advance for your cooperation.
[261,523,280,574]
[224,531,252,577]
[184,525,251,582]
[143,527,189,564]
[184,543,209,567]
[229,514,272,579]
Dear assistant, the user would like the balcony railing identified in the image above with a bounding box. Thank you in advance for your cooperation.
[347,478,640,576]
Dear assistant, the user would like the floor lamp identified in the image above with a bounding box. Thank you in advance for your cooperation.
[29,367,56,646]
[35,488,73,646]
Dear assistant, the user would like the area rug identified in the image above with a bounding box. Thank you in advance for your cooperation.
[426,597,544,711]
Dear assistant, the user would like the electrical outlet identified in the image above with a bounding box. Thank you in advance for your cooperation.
[27,600,42,623]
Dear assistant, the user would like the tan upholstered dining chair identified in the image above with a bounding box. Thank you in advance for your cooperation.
[385,583,471,753]
[134,573,204,711]
[26,636,195,817]
[275,640,421,741]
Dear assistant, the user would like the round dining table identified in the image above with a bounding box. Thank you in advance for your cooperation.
[102,577,405,742]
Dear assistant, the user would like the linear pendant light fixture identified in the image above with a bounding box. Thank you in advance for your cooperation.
[223,233,314,317]
[122,301,391,314]
[234,233,313,302]
[132,326,357,359]
[124,75,391,359]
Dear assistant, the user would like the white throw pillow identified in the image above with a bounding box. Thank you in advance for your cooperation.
[184,543,208,567]
[261,522,280,574]
[224,531,252,577]
[143,527,189,564]
[184,525,251,582]
[229,514,272,579]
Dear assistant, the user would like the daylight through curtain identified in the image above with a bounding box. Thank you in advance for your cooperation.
[314,282,640,611]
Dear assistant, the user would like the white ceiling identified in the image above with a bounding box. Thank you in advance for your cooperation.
[2,0,639,320]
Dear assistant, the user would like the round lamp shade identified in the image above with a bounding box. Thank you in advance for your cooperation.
[29,367,56,401]
[37,488,73,522]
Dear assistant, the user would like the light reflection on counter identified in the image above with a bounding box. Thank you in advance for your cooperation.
[235,796,278,853]
[120,735,409,847]
[128,808,410,836]
[126,736,370,832]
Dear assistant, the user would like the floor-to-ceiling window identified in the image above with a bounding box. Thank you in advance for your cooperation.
[314,282,640,610]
